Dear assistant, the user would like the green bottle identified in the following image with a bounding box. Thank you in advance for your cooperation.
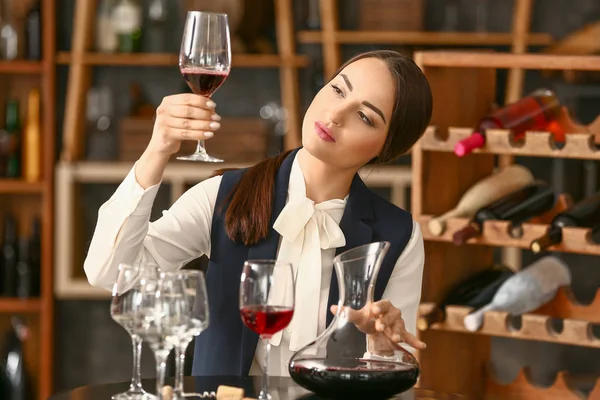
[5,100,21,178]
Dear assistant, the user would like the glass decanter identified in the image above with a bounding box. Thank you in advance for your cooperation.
[288,241,420,399]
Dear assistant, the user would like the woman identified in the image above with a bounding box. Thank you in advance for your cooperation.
[84,49,433,377]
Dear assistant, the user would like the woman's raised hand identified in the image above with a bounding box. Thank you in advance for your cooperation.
[148,93,222,157]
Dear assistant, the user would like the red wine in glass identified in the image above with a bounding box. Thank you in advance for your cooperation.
[239,260,294,400]
[181,67,229,97]
[240,305,294,338]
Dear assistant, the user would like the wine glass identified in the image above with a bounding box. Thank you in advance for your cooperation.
[110,263,160,400]
[164,270,210,399]
[177,11,231,163]
[133,271,188,400]
[239,260,295,400]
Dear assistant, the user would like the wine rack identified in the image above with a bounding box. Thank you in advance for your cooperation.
[421,126,600,161]
[412,51,600,399]
[419,216,600,256]
[486,369,600,399]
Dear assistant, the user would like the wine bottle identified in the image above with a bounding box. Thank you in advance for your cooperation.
[428,164,535,236]
[96,0,118,52]
[418,265,513,330]
[452,181,556,245]
[5,100,21,178]
[112,0,142,53]
[22,89,41,182]
[463,256,571,332]
[0,317,31,399]
[454,89,561,157]
[28,217,41,297]
[25,1,41,60]
[530,191,600,253]
[146,0,168,53]
[0,1,19,60]
[1,214,17,297]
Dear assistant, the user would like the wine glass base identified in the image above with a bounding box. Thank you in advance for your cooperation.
[172,392,216,399]
[258,392,272,400]
[176,152,223,163]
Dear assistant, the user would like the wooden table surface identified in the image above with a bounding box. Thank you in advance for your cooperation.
[48,376,467,399]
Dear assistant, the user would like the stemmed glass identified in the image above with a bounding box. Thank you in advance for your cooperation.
[177,11,231,163]
[110,263,160,400]
[239,260,295,400]
[133,271,188,400]
[165,270,210,399]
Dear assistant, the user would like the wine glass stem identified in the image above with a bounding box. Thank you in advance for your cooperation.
[174,344,186,396]
[260,340,271,399]
[195,140,204,153]
[131,334,143,390]
[154,350,169,400]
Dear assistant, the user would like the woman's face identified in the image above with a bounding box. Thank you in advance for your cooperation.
[302,57,395,170]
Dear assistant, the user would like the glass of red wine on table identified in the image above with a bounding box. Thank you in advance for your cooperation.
[177,11,231,163]
[239,260,295,400]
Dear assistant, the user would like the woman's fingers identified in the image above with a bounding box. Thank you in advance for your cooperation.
[164,127,216,141]
[166,105,219,121]
[165,116,221,132]
[397,330,427,350]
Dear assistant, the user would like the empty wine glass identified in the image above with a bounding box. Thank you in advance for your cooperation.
[239,260,295,400]
[133,271,188,400]
[110,263,160,400]
[177,11,231,163]
[164,270,210,399]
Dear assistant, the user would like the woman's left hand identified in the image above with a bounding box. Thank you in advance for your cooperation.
[330,300,426,356]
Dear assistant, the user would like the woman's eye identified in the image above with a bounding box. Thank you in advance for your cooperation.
[358,111,372,126]
[331,84,343,96]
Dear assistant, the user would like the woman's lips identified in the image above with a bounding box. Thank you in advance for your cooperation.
[314,121,335,143]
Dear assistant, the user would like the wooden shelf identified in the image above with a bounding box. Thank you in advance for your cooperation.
[421,126,600,160]
[419,215,600,256]
[418,303,600,349]
[0,60,43,74]
[0,179,45,194]
[56,52,310,68]
[416,51,600,71]
[0,298,42,313]
[297,30,553,46]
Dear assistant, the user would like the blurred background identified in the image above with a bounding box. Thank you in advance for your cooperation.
[1,0,600,398]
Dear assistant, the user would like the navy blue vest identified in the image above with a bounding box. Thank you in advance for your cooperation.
[191,148,414,376]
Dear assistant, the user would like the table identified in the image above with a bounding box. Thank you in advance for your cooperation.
[49,376,466,399]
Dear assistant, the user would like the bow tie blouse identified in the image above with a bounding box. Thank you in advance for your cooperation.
[84,154,425,377]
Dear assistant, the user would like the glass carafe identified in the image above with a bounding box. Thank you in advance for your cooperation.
[288,241,419,399]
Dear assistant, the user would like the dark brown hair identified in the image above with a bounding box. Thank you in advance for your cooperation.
[214,50,433,246]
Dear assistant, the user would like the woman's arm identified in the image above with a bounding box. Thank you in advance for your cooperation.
[83,165,222,290]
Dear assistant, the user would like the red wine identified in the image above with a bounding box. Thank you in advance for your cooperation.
[240,305,294,337]
[289,358,418,399]
[180,68,228,97]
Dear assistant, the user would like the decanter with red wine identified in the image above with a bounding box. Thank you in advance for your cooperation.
[288,241,419,399]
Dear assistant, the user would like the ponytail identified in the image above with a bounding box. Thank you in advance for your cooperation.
[213,149,294,246]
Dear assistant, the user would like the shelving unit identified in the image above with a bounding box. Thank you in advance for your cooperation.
[300,0,552,79]
[0,1,57,399]
[412,50,600,399]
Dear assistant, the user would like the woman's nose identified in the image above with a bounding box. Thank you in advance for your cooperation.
[327,105,345,127]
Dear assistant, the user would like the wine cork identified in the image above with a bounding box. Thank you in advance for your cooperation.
[216,385,245,400]
[161,385,174,400]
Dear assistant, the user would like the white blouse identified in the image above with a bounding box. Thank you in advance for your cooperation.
[84,153,425,377]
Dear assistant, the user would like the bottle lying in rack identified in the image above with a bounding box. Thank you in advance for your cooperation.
[454,89,561,157]
[463,256,571,332]
[418,265,513,330]
[428,164,534,236]
[452,181,557,245]
[530,191,600,254]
